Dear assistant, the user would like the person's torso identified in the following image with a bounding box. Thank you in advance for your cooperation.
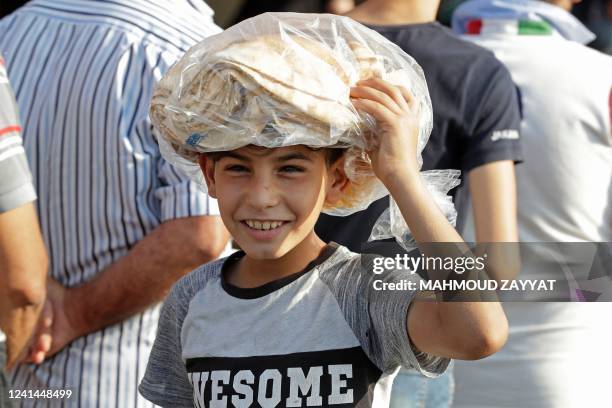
[315,23,519,252]
[178,248,396,407]
[0,2,219,406]
[462,34,612,242]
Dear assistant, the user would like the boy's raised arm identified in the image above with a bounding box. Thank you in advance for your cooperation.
[384,169,508,360]
[351,78,508,360]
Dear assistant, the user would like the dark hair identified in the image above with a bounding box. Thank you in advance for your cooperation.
[205,146,347,167]
[322,147,346,166]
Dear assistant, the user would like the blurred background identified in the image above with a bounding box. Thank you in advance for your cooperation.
[2,0,610,54]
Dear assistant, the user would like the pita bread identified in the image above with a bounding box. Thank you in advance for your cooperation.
[149,13,438,219]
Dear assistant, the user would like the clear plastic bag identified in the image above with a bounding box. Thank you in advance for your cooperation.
[151,12,460,250]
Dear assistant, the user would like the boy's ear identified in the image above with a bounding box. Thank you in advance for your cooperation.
[197,154,217,198]
[325,156,350,206]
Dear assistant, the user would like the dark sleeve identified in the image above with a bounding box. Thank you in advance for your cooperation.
[463,61,523,173]
[139,279,194,407]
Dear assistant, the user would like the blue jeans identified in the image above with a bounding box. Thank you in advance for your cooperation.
[390,363,454,408]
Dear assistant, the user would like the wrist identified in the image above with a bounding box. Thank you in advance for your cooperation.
[379,164,423,193]
[63,287,89,338]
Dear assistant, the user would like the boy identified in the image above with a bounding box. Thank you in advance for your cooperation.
[138,72,508,407]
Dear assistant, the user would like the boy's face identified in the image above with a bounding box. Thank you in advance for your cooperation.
[199,145,347,260]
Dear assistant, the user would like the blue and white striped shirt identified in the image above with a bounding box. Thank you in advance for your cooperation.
[0,1,221,406]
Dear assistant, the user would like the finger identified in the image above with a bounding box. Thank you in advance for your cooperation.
[26,343,45,364]
[32,332,52,356]
[352,98,396,124]
[31,351,46,365]
[28,332,53,364]
[42,314,52,328]
[357,78,409,111]
[396,85,419,112]
[350,85,402,114]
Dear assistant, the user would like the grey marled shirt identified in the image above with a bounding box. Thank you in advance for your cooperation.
[140,243,449,407]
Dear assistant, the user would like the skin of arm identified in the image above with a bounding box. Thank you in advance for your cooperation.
[351,78,508,361]
[326,0,356,14]
[28,215,229,362]
[0,202,48,369]
[469,161,521,281]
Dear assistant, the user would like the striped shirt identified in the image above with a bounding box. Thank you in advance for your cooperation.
[0,1,221,406]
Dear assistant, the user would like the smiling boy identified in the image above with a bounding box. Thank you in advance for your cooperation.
[201,145,345,276]
[138,12,508,407]
[138,72,508,407]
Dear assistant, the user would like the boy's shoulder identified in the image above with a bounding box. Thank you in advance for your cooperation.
[316,243,367,272]
[168,256,228,303]
[166,245,377,306]
[316,244,391,287]
[324,244,381,267]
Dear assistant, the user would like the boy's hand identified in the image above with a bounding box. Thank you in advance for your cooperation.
[350,78,421,185]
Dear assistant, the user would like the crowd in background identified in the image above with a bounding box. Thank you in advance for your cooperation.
[0,1,610,407]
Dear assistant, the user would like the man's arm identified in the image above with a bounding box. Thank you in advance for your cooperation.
[460,54,522,279]
[468,161,521,281]
[31,215,229,361]
[0,55,48,368]
[469,161,517,242]
[0,202,48,368]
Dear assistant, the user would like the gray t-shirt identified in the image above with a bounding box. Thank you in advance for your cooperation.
[140,243,449,407]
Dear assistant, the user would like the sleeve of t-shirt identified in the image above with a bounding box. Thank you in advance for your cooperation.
[137,45,219,222]
[319,250,450,376]
[155,145,220,221]
[462,60,523,173]
[139,278,194,408]
[0,56,36,213]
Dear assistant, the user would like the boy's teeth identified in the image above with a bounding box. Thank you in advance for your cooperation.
[245,220,283,230]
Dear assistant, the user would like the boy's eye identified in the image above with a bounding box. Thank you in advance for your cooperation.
[279,165,305,173]
[225,164,249,173]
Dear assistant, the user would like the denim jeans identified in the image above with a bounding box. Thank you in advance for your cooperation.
[390,362,454,408]
[1,341,13,408]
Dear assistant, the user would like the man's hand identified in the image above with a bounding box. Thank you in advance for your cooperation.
[350,78,421,184]
[26,279,82,363]
[22,216,228,365]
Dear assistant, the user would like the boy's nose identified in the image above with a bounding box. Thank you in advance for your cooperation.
[246,175,280,210]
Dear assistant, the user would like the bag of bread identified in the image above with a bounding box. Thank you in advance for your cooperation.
[150,12,460,250]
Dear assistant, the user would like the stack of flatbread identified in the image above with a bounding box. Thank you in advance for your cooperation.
[151,35,389,157]
[150,12,447,226]
[151,32,396,212]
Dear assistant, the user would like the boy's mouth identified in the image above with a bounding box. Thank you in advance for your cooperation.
[242,220,288,231]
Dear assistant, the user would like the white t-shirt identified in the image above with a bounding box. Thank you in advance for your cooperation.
[455,23,612,408]
[460,34,612,244]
